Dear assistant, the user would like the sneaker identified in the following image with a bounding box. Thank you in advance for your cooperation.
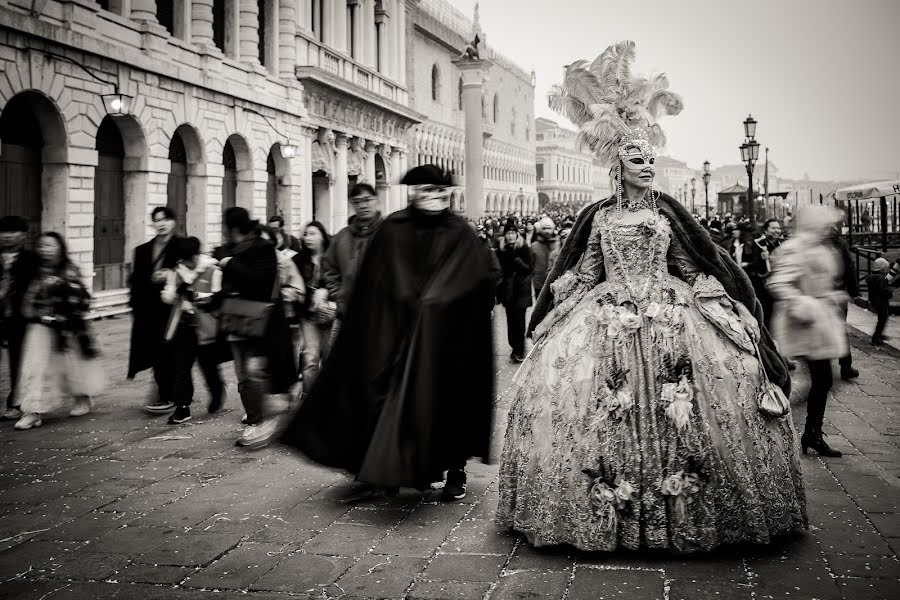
[235,419,279,449]
[14,413,42,430]
[0,407,23,421]
[145,401,175,414]
[168,405,192,424]
[441,468,467,501]
[240,413,248,425]
[69,397,93,417]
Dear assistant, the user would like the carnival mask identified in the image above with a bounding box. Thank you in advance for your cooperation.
[618,128,656,174]
[411,184,452,212]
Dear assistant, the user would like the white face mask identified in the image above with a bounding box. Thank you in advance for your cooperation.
[411,185,451,212]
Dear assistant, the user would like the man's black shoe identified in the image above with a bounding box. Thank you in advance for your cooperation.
[840,367,860,381]
[441,469,467,501]
[168,406,192,424]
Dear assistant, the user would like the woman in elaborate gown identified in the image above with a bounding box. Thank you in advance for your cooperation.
[495,42,806,553]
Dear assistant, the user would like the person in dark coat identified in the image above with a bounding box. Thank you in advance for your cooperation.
[0,215,39,420]
[127,207,181,414]
[281,165,495,502]
[745,218,783,328]
[267,215,302,253]
[867,258,896,345]
[824,223,860,380]
[498,219,535,363]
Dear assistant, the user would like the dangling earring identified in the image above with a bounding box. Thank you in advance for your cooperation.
[615,163,624,215]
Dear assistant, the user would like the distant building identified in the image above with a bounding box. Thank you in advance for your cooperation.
[535,118,598,213]
[410,0,537,214]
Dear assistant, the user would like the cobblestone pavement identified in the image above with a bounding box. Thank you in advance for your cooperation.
[0,311,898,600]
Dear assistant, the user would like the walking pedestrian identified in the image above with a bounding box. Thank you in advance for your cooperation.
[215,207,296,448]
[823,222,861,380]
[323,183,383,340]
[498,219,534,363]
[14,233,104,430]
[769,205,848,457]
[292,221,334,398]
[746,218,783,328]
[867,257,897,345]
[267,215,302,253]
[128,207,182,415]
[160,236,229,423]
[0,216,38,420]
[282,164,495,501]
[530,217,557,297]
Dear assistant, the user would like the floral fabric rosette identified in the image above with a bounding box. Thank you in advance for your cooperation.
[661,470,703,524]
[585,471,636,531]
[596,304,644,339]
[662,374,694,430]
[591,369,634,428]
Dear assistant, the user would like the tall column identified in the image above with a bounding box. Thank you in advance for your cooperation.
[362,0,376,69]
[376,13,389,75]
[398,150,408,207]
[364,140,377,185]
[239,0,260,65]
[350,1,363,60]
[192,0,216,47]
[389,146,401,213]
[130,0,157,22]
[278,0,296,79]
[320,0,332,45]
[399,0,409,86]
[331,0,348,53]
[333,133,349,229]
[388,0,399,80]
[300,127,315,225]
[453,57,492,217]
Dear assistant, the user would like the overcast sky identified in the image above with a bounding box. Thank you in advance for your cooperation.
[451,0,900,182]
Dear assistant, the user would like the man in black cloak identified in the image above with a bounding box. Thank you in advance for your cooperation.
[281,165,495,501]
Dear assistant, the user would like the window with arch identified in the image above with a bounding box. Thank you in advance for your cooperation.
[492,94,499,123]
[458,77,463,110]
[510,109,516,136]
[431,64,440,102]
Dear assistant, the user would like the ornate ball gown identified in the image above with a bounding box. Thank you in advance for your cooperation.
[496,206,807,552]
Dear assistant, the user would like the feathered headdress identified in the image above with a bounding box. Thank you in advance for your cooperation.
[548,41,684,165]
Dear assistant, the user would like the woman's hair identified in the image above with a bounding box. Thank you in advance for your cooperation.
[39,231,74,273]
[298,221,331,266]
[177,236,201,261]
[224,207,256,235]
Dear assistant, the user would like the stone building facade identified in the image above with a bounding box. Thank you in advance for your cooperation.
[0,0,536,313]
[410,0,537,215]
[535,117,597,212]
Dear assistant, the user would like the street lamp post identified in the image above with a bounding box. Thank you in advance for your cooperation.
[702,160,711,219]
[691,178,696,216]
[739,114,760,222]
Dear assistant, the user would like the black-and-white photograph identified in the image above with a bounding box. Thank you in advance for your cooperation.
[0,0,898,598]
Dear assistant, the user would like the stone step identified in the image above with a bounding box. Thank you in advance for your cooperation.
[88,288,131,321]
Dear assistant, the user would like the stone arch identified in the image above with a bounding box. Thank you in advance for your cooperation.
[0,90,69,237]
[222,133,254,223]
[93,113,149,291]
[167,123,207,240]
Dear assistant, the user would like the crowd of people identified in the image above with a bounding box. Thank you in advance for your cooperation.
[3,41,900,557]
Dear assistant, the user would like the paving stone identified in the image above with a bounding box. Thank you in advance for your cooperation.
[568,567,667,600]
[750,560,841,600]
[303,522,391,556]
[0,540,80,580]
[825,552,900,578]
[39,551,132,581]
[183,542,291,589]
[134,531,246,566]
[338,506,409,527]
[836,577,898,600]
[424,552,507,581]
[408,579,494,600]
[249,553,353,593]
[127,502,221,529]
[247,525,316,547]
[445,519,519,554]
[88,526,179,557]
[491,569,572,600]
[0,579,65,599]
[334,554,428,598]
[668,578,753,600]
[374,532,446,558]
[868,512,900,538]
[279,501,351,530]
[115,562,193,584]
[508,543,576,571]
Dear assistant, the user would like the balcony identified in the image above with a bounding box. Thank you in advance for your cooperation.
[296,35,414,117]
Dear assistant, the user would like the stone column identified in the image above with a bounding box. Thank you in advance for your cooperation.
[239,0,260,65]
[376,13,389,75]
[388,0,399,80]
[320,0,332,45]
[362,0,376,69]
[331,0,348,54]
[278,0,295,79]
[389,146,401,213]
[400,0,411,86]
[130,0,157,22]
[192,0,216,48]
[349,0,363,61]
[364,140,377,185]
[398,149,408,207]
[333,133,349,229]
[452,57,492,217]
[300,127,315,225]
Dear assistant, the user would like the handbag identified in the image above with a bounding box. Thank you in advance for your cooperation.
[751,337,791,418]
[218,272,280,339]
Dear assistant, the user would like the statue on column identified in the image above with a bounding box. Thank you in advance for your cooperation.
[347,138,367,178]
[311,128,336,179]
[459,0,484,61]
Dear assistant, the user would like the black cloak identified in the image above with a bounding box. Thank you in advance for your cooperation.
[281,207,495,488]
[529,193,791,395]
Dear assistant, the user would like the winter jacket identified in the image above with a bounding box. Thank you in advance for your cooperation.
[498,242,534,309]
[867,272,893,310]
[530,234,558,294]
[162,255,221,345]
[323,213,384,317]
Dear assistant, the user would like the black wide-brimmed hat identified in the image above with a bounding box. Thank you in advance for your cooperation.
[401,164,452,186]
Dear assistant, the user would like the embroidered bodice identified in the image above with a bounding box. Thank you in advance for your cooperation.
[581,207,672,305]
